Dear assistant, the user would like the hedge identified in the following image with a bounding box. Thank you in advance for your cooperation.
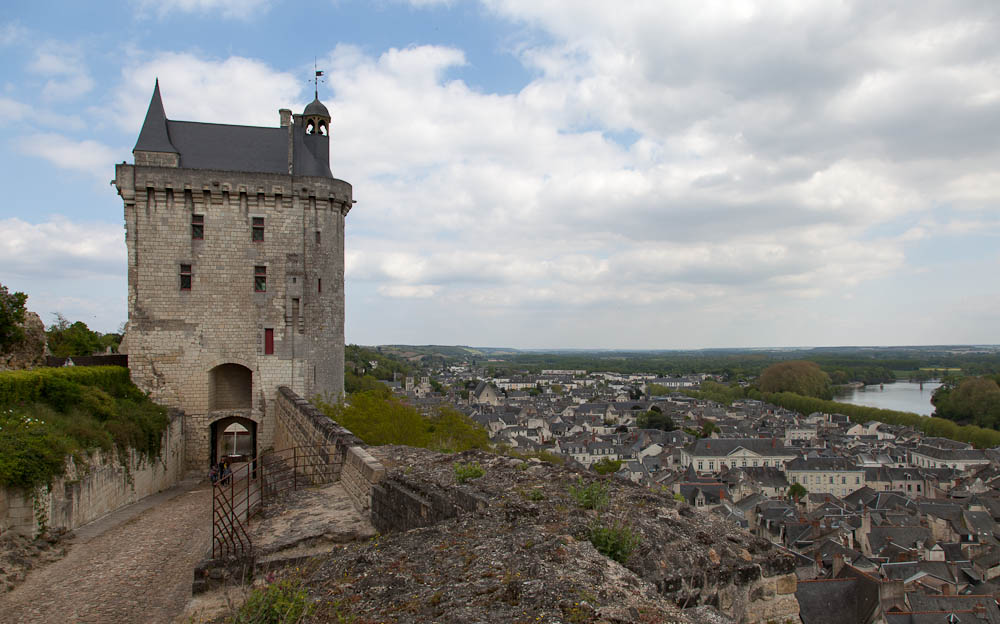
[0,366,136,407]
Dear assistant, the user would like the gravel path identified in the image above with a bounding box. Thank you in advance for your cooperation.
[0,478,211,623]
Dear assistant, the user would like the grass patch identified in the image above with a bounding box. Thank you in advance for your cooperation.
[522,488,546,501]
[0,366,168,490]
[229,578,315,624]
[568,478,609,511]
[454,461,485,484]
[588,520,641,565]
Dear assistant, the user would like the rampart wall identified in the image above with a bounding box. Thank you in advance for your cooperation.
[0,409,186,538]
[272,386,385,511]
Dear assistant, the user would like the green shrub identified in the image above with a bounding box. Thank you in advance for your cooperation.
[315,393,490,453]
[79,386,117,421]
[0,366,133,407]
[523,488,545,501]
[588,520,641,564]
[0,408,73,490]
[230,579,315,624]
[454,461,485,484]
[592,458,622,475]
[569,478,609,511]
[0,367,168,490]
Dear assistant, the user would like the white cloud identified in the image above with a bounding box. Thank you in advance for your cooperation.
[377,284,440,299]
[81,3,1000,346]
[0,96,30,123]
[16,133,123,181]
[132,0,270,19]
[0,217,125,280]
[112,52,302,132]
[28,46,95,101]
[322,41,936,319]
[0,22,27,46]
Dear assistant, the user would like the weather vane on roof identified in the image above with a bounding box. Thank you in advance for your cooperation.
[313,57,325,99]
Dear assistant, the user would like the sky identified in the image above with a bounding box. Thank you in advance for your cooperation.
[1,1,998,349]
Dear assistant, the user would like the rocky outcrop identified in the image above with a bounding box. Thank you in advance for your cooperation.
[300,446,799,623]
[0,311,45,371]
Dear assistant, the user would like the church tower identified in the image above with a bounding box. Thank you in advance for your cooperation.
[114,80,353,468]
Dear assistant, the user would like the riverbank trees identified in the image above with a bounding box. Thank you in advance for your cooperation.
[932,375,1000,430]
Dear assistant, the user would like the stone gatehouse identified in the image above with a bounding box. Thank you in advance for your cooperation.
[113,80,352,468]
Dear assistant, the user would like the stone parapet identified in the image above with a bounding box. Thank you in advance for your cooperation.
[371,475,489,535]
[340,446,385,514]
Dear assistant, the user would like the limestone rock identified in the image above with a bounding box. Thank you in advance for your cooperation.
[303,446,800,624]
[0,311,45,371]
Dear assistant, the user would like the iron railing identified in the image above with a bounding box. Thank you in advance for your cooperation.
[211,445,344,558]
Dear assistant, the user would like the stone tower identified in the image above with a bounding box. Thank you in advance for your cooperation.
[114,80,352,468]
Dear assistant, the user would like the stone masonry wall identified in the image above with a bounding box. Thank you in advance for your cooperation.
[272,387,386,511]
[0,409,186,538]
[340,447,386,515]
[371,476,489,535]
[114,162,351,469]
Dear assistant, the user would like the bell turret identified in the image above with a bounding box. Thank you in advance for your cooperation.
[302,94,330,136]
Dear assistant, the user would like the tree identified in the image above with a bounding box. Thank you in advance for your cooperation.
[0,283,28,353]
[759,360,833,399]
[933,376,1000,429]
[592,458,623,475]
[646,383,670,396]
[46,314,120,358]
[788,482,808,502]
[636,410,675,431]
[694,380,745,405]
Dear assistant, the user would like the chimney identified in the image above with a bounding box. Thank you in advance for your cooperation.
[832,553,845,577]
[279,108,292,127]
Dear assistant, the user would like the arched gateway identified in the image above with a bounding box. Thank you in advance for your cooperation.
[209,415,258,467]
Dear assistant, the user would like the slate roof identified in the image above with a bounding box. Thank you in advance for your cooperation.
[134,80,177,154]
[881,560,956,583]
[133,82,333,178]
[906,594,1000,623]
[686,437,795,458]
[868,527,933,555]
[912,445,988,461]
[795,578,864,624]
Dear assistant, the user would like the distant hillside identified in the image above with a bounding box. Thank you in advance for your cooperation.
[373,344,1000,380]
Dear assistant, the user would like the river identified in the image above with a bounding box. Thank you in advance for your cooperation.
[834,381,942,416]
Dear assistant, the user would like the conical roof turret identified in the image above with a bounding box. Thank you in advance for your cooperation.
[134,79,177,154]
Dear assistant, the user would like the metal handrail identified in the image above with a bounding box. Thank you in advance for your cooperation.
[210,444,345,559]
